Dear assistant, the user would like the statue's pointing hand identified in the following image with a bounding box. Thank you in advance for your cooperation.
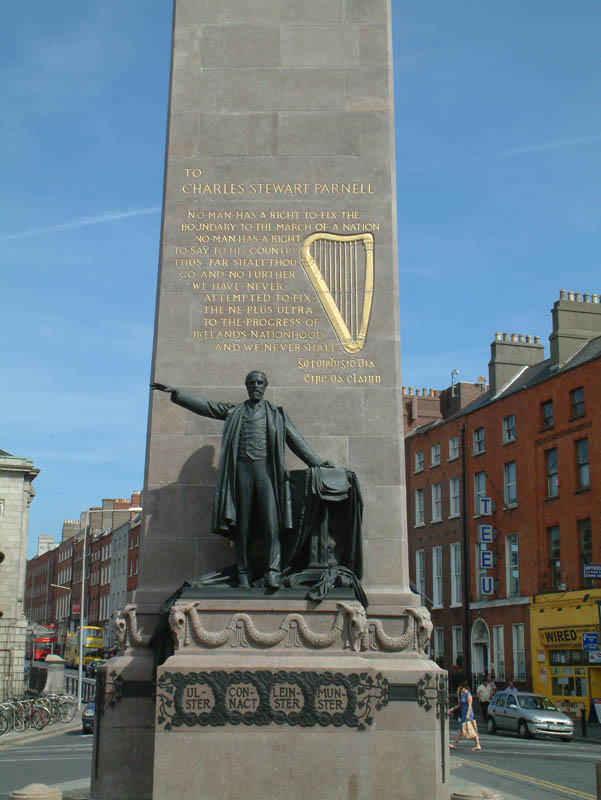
[150,382,176,394]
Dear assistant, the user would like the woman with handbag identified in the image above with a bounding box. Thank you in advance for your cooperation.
[449,683,482,751]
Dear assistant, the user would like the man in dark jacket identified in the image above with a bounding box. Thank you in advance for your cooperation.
[151,371,332,588]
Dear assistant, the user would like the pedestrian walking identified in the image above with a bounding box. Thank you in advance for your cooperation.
[476,676,493,721]
[449,683,482,751]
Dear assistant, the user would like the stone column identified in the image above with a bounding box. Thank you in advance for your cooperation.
[137,0,412,613]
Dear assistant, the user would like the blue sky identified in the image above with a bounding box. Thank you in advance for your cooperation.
[2,2,600,556]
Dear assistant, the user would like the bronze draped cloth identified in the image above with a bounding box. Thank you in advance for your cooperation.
[284,468,364,580]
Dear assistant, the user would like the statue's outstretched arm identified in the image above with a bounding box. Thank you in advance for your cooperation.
[152,382,232,420]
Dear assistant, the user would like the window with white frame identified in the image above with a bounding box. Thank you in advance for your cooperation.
[512,623,526,679]
[493,625,505,681]
[448,436,459,461]
[431,483,442,522]
[570,386,585,418]
[415,550,425,603]
[546,448,558,498]
[449,477,460,517]
[452,626,463,669]
[502,414,516,443]
[415,489,424,526]
[541,399,554,428]
[431,443,441,466]
[432,546,443,607]
[473,427,485,454]
[450,542,462,605]
[414,450,424,472]
[504,461,517,506]
[433,628,444,664]
[548,525,561,590]
[580,518,593,588]
[505,533,519,597]
[474,471,486,514]
[575,438,589,490]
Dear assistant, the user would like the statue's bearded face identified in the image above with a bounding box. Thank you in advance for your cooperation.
[245,372,267,401]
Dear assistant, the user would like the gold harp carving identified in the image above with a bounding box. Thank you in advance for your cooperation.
[300,232,374,354]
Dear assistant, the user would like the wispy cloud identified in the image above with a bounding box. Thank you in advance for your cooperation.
[399,134,601,175]
[1,207,160,240]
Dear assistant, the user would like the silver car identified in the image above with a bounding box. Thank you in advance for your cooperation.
[486,691,574,741]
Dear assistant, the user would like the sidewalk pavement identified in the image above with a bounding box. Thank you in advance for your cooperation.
[3,716,601,799]
[0,715,82,748]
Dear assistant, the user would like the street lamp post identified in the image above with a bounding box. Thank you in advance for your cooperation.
[77,512,90,710]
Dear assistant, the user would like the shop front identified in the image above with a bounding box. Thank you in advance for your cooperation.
[530,591,601,719]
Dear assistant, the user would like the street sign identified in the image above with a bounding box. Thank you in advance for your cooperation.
[478,524,493,543]
[582,632,599,651]
[589,652,601,664]
[583,564,601,579]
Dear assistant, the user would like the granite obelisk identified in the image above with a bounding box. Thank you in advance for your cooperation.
[92,3,447,798]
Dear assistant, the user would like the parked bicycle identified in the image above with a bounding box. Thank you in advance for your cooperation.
[0,692,76,735]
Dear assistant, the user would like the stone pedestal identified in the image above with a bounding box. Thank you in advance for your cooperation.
[94,595,448,800]
[149,593,448,800]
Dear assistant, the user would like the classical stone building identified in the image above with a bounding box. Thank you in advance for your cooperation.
[0,449,39,699]
[406,289,601,711]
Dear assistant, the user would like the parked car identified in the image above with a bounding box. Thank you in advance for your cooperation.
[486,691,574,741]
[85,659,107,678]
[82,700,96,734]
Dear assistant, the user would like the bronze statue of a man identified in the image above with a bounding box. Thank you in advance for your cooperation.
[151,372,332,588]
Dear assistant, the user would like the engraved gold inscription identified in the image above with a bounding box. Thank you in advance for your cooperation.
[168,178,383,365]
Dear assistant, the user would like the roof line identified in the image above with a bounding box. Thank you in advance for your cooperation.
[491,364,529,399]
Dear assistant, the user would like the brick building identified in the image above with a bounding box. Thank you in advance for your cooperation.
[24,539,58,625]
[406,290,601,714]
[24,492,142,655]
[127,518,141,594]
[401,387,442,432]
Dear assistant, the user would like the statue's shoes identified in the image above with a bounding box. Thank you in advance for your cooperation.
[238,576,251,589]
[264,573,280,589]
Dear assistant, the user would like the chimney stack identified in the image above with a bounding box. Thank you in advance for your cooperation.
[488,331,545,395]
[549,289,601,367]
